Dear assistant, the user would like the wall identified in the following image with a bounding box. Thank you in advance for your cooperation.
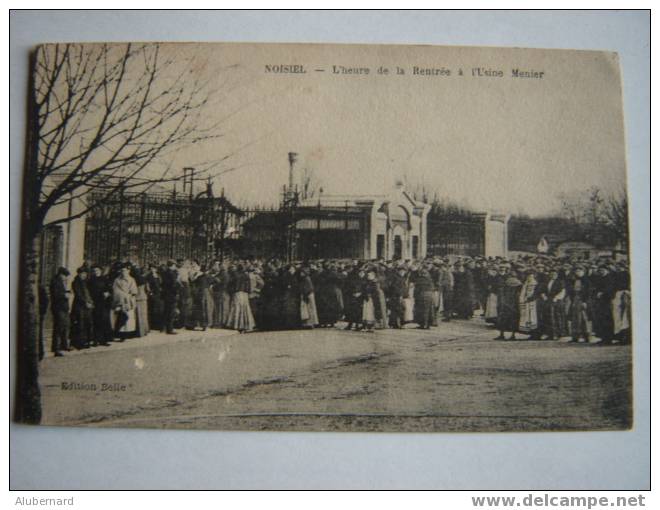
[484,214,509,258]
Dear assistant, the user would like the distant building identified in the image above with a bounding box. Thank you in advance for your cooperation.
[508,216,625,259]
[242,183,431,261]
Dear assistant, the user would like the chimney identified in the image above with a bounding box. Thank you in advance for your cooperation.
[288,152,298,193]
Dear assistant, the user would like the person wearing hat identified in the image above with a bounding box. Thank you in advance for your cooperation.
[299,268,319,329]
[247,264,265,329]
[278,264,299,330]
[88,265,113,346]
[386,265,408,329]
[591,265,616,344]
[161,260,180,335]
[453,261,477,320]
[483,264,499,325]
[518,268,540,339]
[49,267,71,356]
[612,262,631,344]
[360,269,379,332]
[226,263,256,333]
[145,264,164,333]
[342,265,364,330]
[540,267,567,340]
[189,260,214,331]
[70,266,95,349]
[494,265,522,341]
[413,265,434,329]
[567,265,591,343]
[111,263,138,340]
[315,262,344,328]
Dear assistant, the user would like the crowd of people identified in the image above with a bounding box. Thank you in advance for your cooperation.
[43,253,632,357]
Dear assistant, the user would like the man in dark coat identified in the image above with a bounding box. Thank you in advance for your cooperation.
[386,266,408,328]
[281,265,300,329]
[70,266,95,349]
[146,264,164,332]
[161,260,180,334]
[540,268,567,340]
[453,261,477,319]
[315,264,344,327]
[49,267,71,356]
[342,267,364,330]
[88,266,112,346]
[413,266,434,329]
[591,266,616,344]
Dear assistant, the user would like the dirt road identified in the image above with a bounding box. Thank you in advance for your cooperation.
[39,320,632,432]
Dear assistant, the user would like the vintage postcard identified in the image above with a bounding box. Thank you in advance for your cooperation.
[15,42,632,432]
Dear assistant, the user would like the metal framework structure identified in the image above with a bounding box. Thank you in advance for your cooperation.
[84,185,246,267]
[426,213,486,257]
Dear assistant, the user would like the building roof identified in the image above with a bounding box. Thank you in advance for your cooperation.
[298,185,429,213]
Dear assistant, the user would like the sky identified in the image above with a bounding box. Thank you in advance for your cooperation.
[47,42,629,216]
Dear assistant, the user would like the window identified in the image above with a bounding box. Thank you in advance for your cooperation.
[376,234,385,259]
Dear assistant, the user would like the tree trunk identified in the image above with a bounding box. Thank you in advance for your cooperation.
[15,49,43,424]
[15,226,42,424]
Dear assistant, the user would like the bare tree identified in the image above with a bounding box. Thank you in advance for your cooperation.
[17,43,218,423]
[557,186,605,225]
[601,189,629,247]
[556,185,629,250]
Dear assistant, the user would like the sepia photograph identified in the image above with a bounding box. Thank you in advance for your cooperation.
[15,40,633,434]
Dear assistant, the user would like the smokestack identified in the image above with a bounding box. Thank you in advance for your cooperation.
[288,152,298,192]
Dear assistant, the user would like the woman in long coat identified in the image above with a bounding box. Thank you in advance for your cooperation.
[386,267,408,329]
[134,267,150,337]
[299,269,319,329]
[483,267,500,324]
[413,267,434,329]
[227,265,255,333]
[343,268,364,330]
[518,270,539,338]
[591,266,616,343]
[316,264,344,327]
[453,262,477,319]
[209,261,229,328]
[146,265,164,332]
[374,266,389,329]
[112,264,138,339]
[611,265,631,344]
[282,265,300,329]
[361,270,379,332]
[495,267,522,340]
[208,260,229,328]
